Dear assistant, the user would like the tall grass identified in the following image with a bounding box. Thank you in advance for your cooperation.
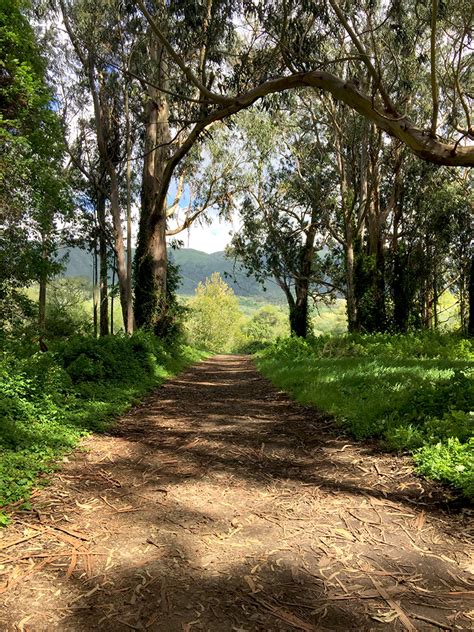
[256,332,474,498]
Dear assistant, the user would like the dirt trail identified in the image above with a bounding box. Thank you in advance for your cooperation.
[0,355,472,631]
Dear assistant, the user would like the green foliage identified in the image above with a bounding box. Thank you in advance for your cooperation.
[186,273,244,352]
[236,305,288,353]
[45,278,92,338]
[312,299,347,336]
[1,0,72,328]
[414,439,474,499]
[0,287,37,338]
[0,333,203,517]
[257,332,474,498]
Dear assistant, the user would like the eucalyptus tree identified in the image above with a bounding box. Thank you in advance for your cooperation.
[58,0,134,332]
[387,161,473,332]
[130,0,473,333]
[299,91,473,334]
[227,110,337,337]
[0,0,72,333]
[133,0,238,332]
[67,121,111,337]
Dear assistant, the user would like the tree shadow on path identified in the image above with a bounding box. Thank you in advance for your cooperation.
[0,355,472,631]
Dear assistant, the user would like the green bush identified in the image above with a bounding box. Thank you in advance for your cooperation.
[234,305,288,353]
[284,330,474,361]
[415,439,474,499]
[256,333,474,498]
[45,278,92,338]
[0,333,203,523]
[185,273,244,352]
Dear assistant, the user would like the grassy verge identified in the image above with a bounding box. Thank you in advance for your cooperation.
[256,333,474,499]
[0,332,205,524]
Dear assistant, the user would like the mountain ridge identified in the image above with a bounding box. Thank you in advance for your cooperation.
[58,246,284,302]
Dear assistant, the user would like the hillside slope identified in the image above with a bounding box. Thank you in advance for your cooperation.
[58,247,284,301]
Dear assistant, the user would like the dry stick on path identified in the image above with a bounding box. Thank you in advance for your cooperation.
[0,356,472,631]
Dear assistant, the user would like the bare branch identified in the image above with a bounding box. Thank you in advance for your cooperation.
[166,173,186,218]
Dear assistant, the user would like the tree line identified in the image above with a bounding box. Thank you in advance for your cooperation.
[1,0,472,340]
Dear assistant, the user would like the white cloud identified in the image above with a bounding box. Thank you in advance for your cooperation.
[172,216,237,253]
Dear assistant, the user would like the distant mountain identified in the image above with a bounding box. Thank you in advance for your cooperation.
[170,249,284,300]
[58,247,285,302]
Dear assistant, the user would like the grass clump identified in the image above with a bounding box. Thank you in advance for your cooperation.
[0,332,204,522]
[256,332,474,498]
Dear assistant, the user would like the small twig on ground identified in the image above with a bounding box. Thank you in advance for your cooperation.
[369,577,416,632]
[410,612,454,630]
[0,531,44,551]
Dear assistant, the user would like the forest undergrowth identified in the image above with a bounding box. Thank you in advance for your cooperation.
[256,332,474,499]
[0,333,204,523]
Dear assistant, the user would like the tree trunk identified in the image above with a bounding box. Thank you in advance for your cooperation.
[108,168,129,329]
[392,251,410,332]
[98,189,109,337]
[345,231,358,332]
[468,254,474,337]
[361,131,386,332]
[135,40,171,332]
[288,204,318,338]
[135,212,168,332]
[38,238,47,332]
[373,239,387,331]
[110,252,116,335]
[278,282,300,337]
[291,284,309,337]
[86,57,131,333]
[92,242,98,337]
[124,83,134,334]
[423,282,434,329]
[433,269,439,329]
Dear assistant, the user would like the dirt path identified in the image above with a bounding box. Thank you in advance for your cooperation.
[0,355,472,631]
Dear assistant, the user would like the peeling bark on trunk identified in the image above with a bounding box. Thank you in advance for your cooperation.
[468,254,474,337]
[98,189,109,337]
[135,39,171,332]
[38,237,47,332]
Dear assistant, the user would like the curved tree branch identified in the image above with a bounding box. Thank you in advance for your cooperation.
[149,69,474,229]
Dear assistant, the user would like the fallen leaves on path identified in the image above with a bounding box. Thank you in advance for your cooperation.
[0,355,472,631]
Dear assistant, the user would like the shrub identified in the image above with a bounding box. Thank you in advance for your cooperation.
[415,439,474,498]
[235,305,288,353]
[45,278,92,338]
[0,333,203,521]
[186,273,244,352]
